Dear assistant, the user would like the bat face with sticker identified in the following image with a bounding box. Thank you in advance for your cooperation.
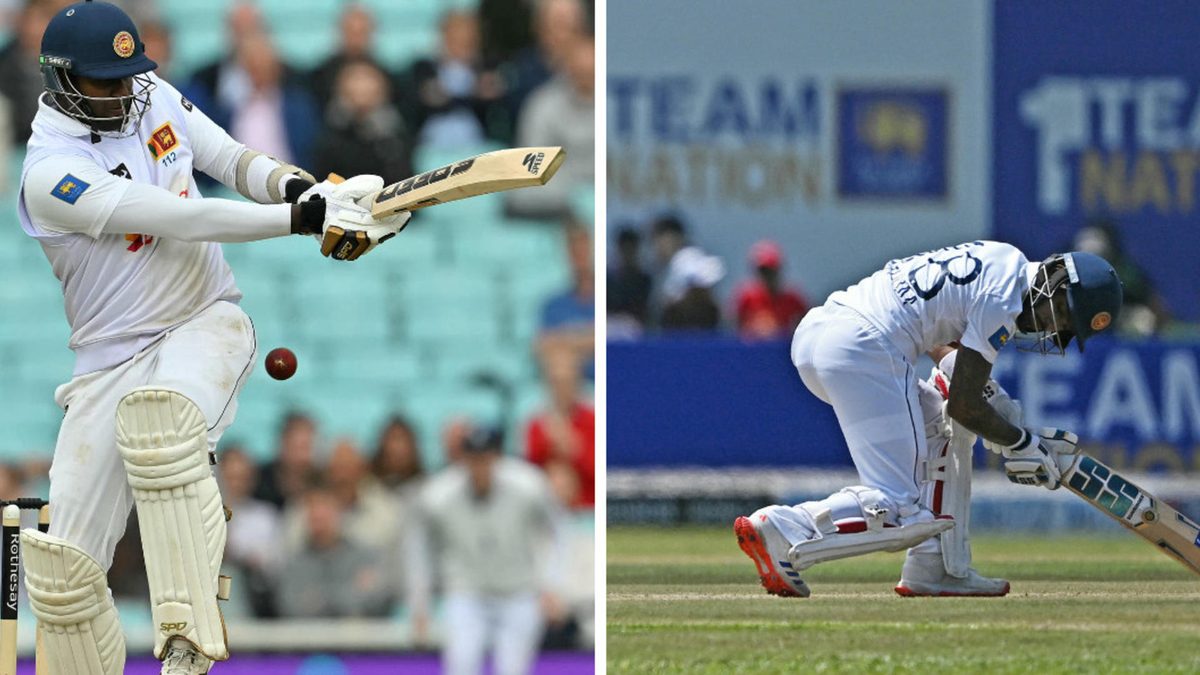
[363,146,565,218]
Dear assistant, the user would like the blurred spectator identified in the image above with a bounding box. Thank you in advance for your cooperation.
[501,0,586,124]
[442,416,474,466]
[0,463,23,501]
[308,3,385,109]
[477,0,533,68]
[405,9,505,148]
[218,444,282,618]
[0,0,66,144]
[277,485,394,618]
[651,215,725,330]
[526,346,594,510]
[187,1,271,114]
[254,411,319,509]
[228,36,319,168]
[138,17,175,80]
[289,437,401,557]
[313,58,414,184]
[371,415,426,496]
[538,220,594,378]
[108,512,148,601]
[734,240,810,339]
[506,32,594,220]
[607,225,652,338]
[1074,221,1170,335]
[407,425,570,674]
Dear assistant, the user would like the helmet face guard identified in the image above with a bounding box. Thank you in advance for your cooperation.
[1017,254,1074,356]
[1017,251,1123,355]
[41,61,155,138]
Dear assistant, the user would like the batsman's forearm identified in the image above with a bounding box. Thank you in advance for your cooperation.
[948,402,1024,447]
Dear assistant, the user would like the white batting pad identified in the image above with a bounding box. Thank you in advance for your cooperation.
[116,387,228,661]
[21,529,126,675]
[939,418,976,577]
[789,516,954,571]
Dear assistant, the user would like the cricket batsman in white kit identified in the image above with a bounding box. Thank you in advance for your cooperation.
[736,240,1123,597]
[15,2,410,673]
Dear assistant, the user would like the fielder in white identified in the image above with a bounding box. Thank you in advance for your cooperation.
[16,2,409,673]
[736,240,1123,597]
[406,426,569,675]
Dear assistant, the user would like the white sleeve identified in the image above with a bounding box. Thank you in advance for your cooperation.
[25,155,292,242]
[960,294,1018,364]
[24,154,132,238]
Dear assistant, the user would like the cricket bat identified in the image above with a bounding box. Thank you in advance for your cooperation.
[1060,452,1200,575]
[332,146,565,218]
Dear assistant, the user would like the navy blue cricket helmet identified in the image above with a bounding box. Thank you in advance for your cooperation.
[1062,251,1123,351]
[40,1,158,136]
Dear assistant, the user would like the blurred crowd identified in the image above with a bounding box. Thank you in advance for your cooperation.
[0,0,595,219]
[0,370,594,624]
[608,212,1183,341]
[608,213,811,341]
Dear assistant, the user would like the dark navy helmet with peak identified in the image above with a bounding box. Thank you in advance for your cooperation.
[1062,251,1123,350]
[40,1,158,137]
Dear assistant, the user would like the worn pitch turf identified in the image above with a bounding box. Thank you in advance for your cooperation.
[608,526,1200,674]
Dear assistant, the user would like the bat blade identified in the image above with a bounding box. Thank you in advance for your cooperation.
[1062,453,1200,576]
[368,146,565,218]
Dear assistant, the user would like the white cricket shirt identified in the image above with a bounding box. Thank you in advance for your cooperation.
[828,240,1038,364]
[17,72,292,375]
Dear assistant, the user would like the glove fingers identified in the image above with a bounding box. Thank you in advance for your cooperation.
[321,226,372,261]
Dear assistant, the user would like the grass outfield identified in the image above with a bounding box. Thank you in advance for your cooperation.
[608,526,1200,674]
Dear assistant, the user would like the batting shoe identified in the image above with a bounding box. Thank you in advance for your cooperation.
[734,513,811,598]
[894,551,1010,597]
[161,637,213,675]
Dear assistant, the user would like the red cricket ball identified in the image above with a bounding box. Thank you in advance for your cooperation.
[265,347,297,380]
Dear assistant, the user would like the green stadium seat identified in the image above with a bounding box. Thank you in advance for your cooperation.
[451,220,565,266]
[330,342,430,386]
[432,341,535,385]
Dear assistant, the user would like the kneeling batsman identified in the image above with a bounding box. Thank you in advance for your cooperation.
[735,348,1079,599]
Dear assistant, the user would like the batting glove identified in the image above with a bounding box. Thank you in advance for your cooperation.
[318,175,411,261]
[1001,428,1078,489]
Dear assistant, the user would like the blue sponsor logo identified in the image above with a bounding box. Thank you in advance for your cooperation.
[50,175,89,205]
[837,88,948,199]
[988,326,1011,351]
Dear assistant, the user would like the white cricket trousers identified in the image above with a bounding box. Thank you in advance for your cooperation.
[791,302,926,507]
[443,591,544,675]
[47,300,257,570]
